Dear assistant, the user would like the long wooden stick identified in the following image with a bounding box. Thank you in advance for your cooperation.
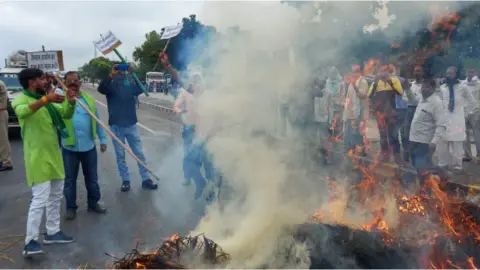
[53,75,161,182]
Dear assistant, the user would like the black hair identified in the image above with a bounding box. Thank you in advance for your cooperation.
[64,71,78,80]
[18,68,44,89]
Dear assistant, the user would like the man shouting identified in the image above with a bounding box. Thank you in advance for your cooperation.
[13,68,76,257]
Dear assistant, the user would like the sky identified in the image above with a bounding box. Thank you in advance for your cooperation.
[0,1,204,71]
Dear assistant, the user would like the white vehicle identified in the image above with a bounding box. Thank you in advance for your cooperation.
[146,72,165,93]
[0,67,24,131]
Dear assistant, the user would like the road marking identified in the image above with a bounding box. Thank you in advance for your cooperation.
[94,100,157,135]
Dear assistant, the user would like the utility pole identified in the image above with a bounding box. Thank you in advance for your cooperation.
[42,45,45,52]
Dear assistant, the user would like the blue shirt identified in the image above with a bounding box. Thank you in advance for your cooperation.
[61,96,107,152]
[98,74,143,127]
[395,76,408,109]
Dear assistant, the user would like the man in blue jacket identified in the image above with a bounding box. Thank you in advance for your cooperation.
[98,64,158,192]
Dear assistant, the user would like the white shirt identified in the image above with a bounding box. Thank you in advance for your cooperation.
[439,83,476,141]
[343,77,368,120]
[404,81,422,106]
[409,94,446,144]
[462,76,480,116]
[314,89,332,123]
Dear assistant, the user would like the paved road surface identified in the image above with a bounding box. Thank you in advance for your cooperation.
[0,89,207,268]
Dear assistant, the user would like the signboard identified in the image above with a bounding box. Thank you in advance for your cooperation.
[93,31,122,55]
[161,24,183,40]
[27,50,64,72]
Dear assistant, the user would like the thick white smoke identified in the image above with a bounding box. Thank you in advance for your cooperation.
[172,1,468,268]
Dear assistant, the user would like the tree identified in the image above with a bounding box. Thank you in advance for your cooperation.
[132,31,168,75]
[78,57,120,82]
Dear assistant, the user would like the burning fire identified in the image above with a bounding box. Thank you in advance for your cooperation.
[310,150,480,269]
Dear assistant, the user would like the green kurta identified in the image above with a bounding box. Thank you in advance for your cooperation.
[12,93,75,186]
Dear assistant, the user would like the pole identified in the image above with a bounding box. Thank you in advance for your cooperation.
[53,75,161,182]
[152,39,171,71]
[112,48,149,97]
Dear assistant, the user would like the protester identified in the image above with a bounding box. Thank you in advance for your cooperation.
[391,65,409,164]
[403,66,424,163]
[98,64,158,192]
[314,78,331,163]
[61,71,107,221]
[437,66,477,173]
[343,64,369,154]
[0,79,12,171]
[326,66,345,139]
[409,78,446,187]
[462,68,480,162]
[367,65,404,162]
[13,68,76,257]
[159,52,217,200]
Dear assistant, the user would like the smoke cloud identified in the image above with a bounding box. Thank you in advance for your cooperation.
[154,1,473,268]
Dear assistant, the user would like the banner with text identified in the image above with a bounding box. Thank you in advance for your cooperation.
[93,31,122,55]
[27,50,64,72]
[161,24,183,40]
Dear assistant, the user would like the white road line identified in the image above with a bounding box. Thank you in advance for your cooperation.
[94,100,157,135]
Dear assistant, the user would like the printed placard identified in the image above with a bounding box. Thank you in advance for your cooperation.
[27,50,64,72]
[161,24,183,40]
[93,31,122,55]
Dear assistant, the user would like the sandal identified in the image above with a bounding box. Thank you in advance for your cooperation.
[121,181,131,192]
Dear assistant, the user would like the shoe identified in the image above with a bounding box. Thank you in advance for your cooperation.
[23,240,44,257]
[142,179,158,190]
[88,203,107,214]
[43,231,75,244]
[121,181,131,192]
[65,209,76,221]
[0,162,13,172]
[463,156,472,162]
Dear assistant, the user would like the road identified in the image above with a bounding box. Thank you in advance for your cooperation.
[0,87,208,268]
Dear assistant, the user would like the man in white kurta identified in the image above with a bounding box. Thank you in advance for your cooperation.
[437,67,477,172]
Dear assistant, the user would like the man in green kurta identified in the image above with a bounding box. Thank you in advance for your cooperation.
[12,68,77,257]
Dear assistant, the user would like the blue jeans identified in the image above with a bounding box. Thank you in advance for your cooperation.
[62,147,101,210]
[110,124,149,182]
[182,126,216,189]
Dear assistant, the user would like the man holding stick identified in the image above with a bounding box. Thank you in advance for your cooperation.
[98,64,157,192]
[62,71,107,220]
[12,68,76,257]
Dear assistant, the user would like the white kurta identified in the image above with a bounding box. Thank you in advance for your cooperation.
[439,83,476,142]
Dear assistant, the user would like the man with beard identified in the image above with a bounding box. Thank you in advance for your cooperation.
[98,64,158,192]
[461,68,480,162]
[62,71,107,220]
[437,66,477,173]
[12,68,76,257]
[409,78,446,187]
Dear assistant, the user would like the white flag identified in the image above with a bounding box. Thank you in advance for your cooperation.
[161,24,183,40]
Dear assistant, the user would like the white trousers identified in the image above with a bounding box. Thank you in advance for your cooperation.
[25,180,63,245]
[436,141,463,170]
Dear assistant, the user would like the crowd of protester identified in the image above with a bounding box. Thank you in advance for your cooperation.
[282,63,480,185]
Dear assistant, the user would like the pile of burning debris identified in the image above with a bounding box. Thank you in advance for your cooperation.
[113,234,231,269]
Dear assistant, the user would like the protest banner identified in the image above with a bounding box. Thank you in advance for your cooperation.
[93,31,148,96]
[93,31,122,55]
[27,50,64,72]
[153,23,183,70]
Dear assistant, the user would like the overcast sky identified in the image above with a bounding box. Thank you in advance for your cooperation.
[0,1,204,71]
